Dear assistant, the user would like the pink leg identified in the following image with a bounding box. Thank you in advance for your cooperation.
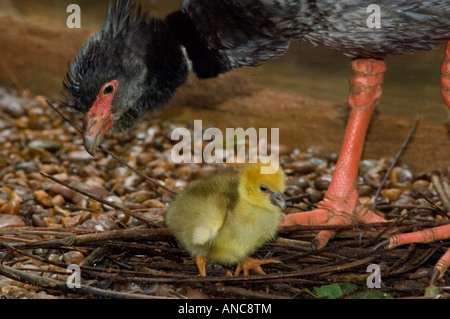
[386,40,450,280]
[282,59,387,249]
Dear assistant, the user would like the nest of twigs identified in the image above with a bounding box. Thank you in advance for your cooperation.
[0,88,449,299]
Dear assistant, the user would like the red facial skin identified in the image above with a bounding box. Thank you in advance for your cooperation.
[83,80,118,156]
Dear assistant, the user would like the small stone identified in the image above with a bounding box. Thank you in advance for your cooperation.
[0,214,25,228]
[142,199,167,209]
[0,192,22,215]
[52,205,71,217]
[314,175,332,191]
[28,140,61,153]
[48,184,74,202]
[62,211,91,227]
[284,161,315,175]
[381,188,402,202]
[15,161,39,173]
[31,214,48,227]
[68,150,94,161]
[127,190,154,203]
[33,190,53,207]
[51,194,65,207]
[309,157,328,168]
[63,251,85,265]
[48,253,62,263]
[306,188,322,203]
[390,167,414,187]
[358,185,374,197]
[102,195,123,210]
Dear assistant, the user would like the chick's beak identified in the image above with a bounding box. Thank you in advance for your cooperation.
[270,192,286,210]
[83,111,112,156]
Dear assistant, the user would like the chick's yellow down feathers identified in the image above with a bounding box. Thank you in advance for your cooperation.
[166,162,286,276]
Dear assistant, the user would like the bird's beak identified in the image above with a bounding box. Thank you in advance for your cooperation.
[83,111,112,156]
[270,192,286,210]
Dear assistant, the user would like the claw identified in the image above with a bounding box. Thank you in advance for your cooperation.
[372,239,390,252]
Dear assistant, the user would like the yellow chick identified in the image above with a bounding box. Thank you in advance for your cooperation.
[166,161,286,276]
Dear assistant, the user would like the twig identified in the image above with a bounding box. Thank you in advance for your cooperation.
[419,189,449,219]
[372,117,419,212]
[431,174,450,213]
[45,100,177,195]
[0,60,24,93]
[40,171,160,228]
[0,263,169,299]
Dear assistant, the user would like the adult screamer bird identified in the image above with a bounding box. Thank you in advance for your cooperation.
[166,161,286,276]
[64,0,450,279]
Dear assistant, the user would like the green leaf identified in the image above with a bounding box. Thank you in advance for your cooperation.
[314,283,354,299]
[425,285,439,297]
[313,283,392,299]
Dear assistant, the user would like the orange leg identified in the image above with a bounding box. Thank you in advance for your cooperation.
[282,58,387,249]
[234,257,280,276]
[386,40,450,280]
[441,40,450,106]
[195,255,207,277]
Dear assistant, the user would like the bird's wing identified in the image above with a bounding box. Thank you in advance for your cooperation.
[184,173,240,246]
[191,204,227,245]
[180,0,306,75]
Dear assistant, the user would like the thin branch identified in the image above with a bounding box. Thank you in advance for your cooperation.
[431,174,450,213]
[46,100,177,195]
[372,117,420,212]
[40,171,160,228]
[0,263,170,299]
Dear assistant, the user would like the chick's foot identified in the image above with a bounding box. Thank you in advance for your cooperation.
[282,189,386,249]
[234,257,280,276]
[195,255,207,277]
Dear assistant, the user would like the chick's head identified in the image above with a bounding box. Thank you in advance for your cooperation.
[239,161,286,210]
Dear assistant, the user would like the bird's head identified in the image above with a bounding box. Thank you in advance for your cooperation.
[239,161,286,211]
[64,0,188,156]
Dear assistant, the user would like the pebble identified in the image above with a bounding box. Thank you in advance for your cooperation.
[284,161,315,175]
[127,190,154,203]
[305,188,322,204]
[102,195,123,210]
[68,150,94,161]
[31,214,48,227]
[314,175,332,191]
[33,190,53,207]
[28,140,61,153]
[381,188,403,202]
[0,214,25,228]
[48,184,74,201]
[63,251,85,264]
[0,192,22,215]
[390,167,413,187]
[51,194,65,207]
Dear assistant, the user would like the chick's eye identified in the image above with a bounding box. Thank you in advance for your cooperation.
[259,185,269,193]
[102,84,115,96]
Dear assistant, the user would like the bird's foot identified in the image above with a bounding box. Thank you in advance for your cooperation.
[384,224,450,281]
[234,257,280,276]
[282,189,386,249]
